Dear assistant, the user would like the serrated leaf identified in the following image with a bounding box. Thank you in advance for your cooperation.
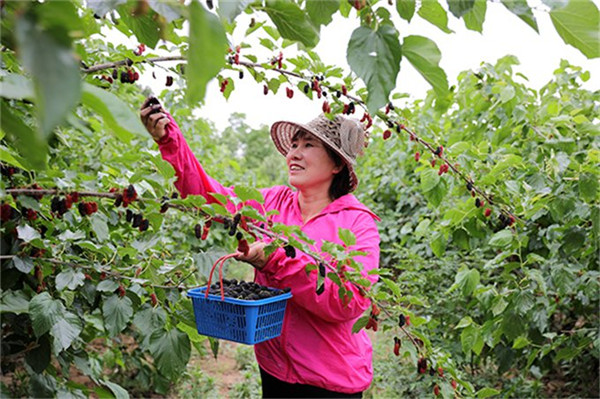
[118,5,160,48]
[102,295,133,336]
[51,311,82,353]
[402,35,448,99]
[579,173,599,202]
[149,328,191,379]
[55,269,85,291]
[90,214,109,242]
[15,14,81,138]
[264,0,320,48]
[338,228,356,247]
[381,277,402,299]
[477,387,501,398]
[550,0,599,58]
[12,256,34,274]
[489,229,513,248]
[187,0,227,105]
[17,224,41,243]
[462,0,486,33]
[217,0,252,22]
[1,290,30,314]
[29,292,65,337]
[417,0,453,33]
[447,0,475,18]
[396,0,416,21]
[347,25,401,113]
[234,185,265,203]
[96,280,120,292]
[352,316,369,333]
[306,0,339,27]
[81,83,146,141]
[501,0,538,32]
[512,335,530,349]
[101,380,130,399]
[86,0,127,17]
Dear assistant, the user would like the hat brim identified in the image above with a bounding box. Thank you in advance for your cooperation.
[270,121,358,192]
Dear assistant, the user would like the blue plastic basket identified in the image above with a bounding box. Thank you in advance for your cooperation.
[187,287,292,345]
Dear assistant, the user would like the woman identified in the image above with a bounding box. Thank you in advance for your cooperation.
[140,98,380,398]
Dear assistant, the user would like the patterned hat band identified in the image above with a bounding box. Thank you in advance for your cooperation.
[270,114,366,192]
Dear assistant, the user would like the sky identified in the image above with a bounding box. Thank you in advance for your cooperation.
[133,0,600,131]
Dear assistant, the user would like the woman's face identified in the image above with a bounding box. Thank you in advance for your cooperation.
[285,132,342,192]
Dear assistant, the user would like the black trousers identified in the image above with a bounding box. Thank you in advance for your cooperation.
[260,367,363,398]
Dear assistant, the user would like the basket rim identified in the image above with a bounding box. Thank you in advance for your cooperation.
[187,286,292,306]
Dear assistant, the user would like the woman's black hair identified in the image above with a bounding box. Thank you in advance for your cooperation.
[291,130,351,200]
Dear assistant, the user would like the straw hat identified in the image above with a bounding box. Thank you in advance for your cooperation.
[270,114,365,192]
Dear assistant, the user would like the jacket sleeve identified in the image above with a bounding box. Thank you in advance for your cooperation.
[156,113,238,209]
[259,212,380,323]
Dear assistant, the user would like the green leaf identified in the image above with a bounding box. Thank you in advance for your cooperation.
[1,98,47,170]
[447,0,475,18]
[462,0,486,32]
[1,290,30,314]
[501,0,538,32]
[101,380,130,399]
[90,213,110,242]
[550,0,599,58]
[55,269,85,291]
[149,328,191,379]
[12,256,34,274]
[512,335,530,349]
[234,185,265,203]
[86,0,127,17]
[0,73,34,100]
[396,0,416,21]
[81,84,146,142]
[579,173,599,202]
[102,295,134,336]
[264,0,320,48]
[347,25,401,113]
[133,306,167,333]
[187,0,228,105]
[402,35,449,99]
[15,14,81,137]
[476,387,501,398]
[306,0,340,27]
[430,231,446,257]
[218,0,252,23]
[118,5,160,48]
[488,229,513,248]
[338,228,357,247]
[148,0,183,23]
[29,292,65,337]
[51,311,82,353]
[352,316,369,333]
[381,277,402,299]
[461,324,480,354]
[17,224,41,243]
[417,0,453,33]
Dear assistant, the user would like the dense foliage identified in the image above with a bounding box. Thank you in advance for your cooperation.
[1,0,598,398]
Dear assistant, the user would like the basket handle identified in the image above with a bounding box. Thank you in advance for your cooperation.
[205,252,239,301]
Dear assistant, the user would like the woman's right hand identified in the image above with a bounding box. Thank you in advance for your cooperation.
[140,96,170,141]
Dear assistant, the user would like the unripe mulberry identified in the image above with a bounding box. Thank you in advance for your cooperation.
[415,152,420,162]
[393,337,401,356]
[237,238,249,256]
[117,284,126,298]
[484,208,491,217]
[433,384,440,396]
[150,293,158,307]
[383,130,391,140]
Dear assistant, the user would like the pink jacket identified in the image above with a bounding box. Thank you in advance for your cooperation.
[157,115,381,394]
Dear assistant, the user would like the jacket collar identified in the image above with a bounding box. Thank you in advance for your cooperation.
[294,191,380,222]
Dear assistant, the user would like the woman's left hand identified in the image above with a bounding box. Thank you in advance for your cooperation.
[235,241,268,269]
